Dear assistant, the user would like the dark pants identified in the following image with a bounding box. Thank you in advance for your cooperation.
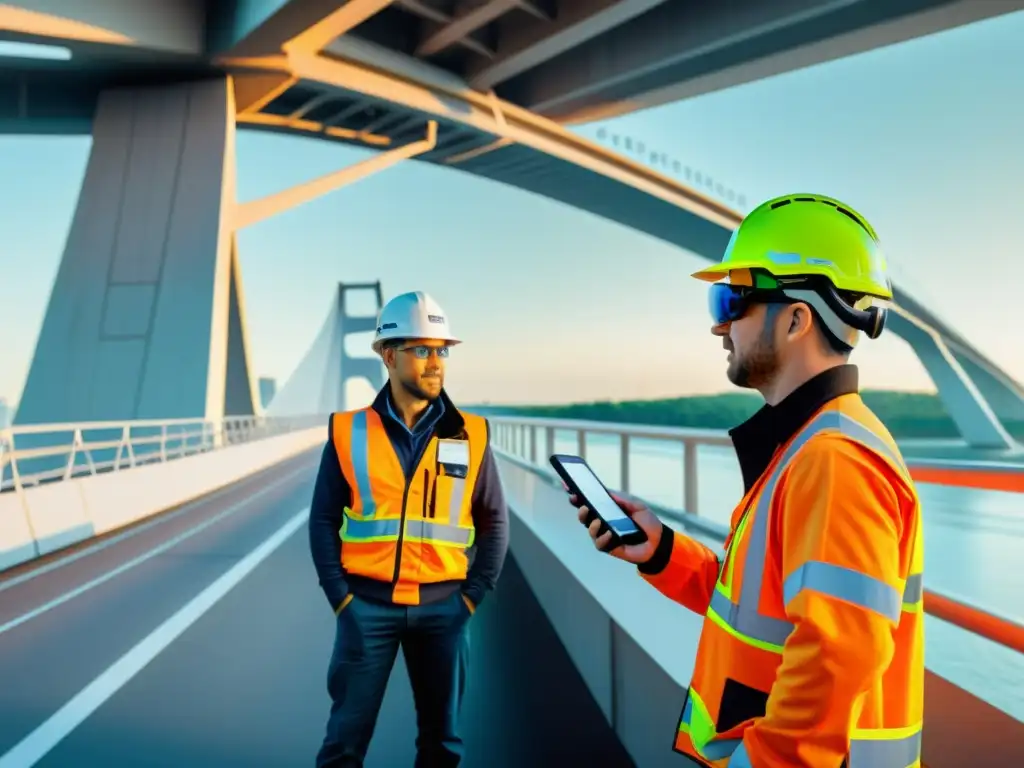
[316,589,472,768]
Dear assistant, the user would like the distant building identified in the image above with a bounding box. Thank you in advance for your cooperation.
[258,378,277,410]
[0,397,11,429]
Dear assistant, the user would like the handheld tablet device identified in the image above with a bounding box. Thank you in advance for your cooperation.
[549,453,647,546]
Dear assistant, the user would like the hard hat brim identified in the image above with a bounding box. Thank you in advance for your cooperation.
[691,261,893,299]
[690,264,731,283]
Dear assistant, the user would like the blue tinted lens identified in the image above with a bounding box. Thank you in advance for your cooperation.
[708,284,747,324]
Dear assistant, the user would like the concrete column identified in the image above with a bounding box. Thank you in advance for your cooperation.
[887,311,1014,450]
[15,76,254,426]
[224,235,262,417]
[337,281,385,410]
[266,281,385,416]
[948,345,1024,426]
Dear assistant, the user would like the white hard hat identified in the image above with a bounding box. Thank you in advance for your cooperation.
[372,291,461,354]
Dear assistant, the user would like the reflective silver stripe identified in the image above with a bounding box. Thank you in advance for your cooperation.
[903,573,923,604]
[721,731,921,767]
[825,415,923,614]
[446,476,467,522]
[828,410,912,484]
[343,517,472,546]
[343,517,400,541]
[783,561,903,623]
[719,729,922,767]
[711,413,824,647]
[405,519,473,546]
[709,587,794,647]
[726,741,753,767]
[704,726,922,767]
[349,411,377,518]
[850,729,922,767]
[702,738,742,761]
[715,410,916,647]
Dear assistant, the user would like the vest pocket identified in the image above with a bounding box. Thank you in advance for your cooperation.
[432,474,467,524]
[422,469,433,518]
[429,470,437,518]
[716,677,769,733]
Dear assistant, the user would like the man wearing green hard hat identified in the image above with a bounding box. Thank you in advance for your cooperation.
[695,193,892,387]
[571,195,925,767]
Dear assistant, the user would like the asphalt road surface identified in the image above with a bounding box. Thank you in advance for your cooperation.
[0,447,635,768]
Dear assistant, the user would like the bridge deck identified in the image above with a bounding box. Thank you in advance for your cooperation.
[0,441,1021,766]
[0,449,636,768]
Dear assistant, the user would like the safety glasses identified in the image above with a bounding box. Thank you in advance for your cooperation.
[399,345,450,359]
[708,283,755,325]
[707,268,799,325]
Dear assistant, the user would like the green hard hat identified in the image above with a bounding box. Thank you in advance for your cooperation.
[692,194,893,299]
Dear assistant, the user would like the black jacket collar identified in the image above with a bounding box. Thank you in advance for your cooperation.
[729,364,859,492]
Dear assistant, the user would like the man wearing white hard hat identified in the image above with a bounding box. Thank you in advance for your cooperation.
[309,291,509,767]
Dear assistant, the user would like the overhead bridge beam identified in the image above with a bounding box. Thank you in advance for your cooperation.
[209,0,392,58]
[282,0,396,55]
[499,0,1024,124]
[416,0,520,58]
[232,48,743,232]
[466,0,672,91]
[0,1,202,55]
[234,120,437,229]
[220,50,1022,449]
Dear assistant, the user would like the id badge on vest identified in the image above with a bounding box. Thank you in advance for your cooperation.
[437,438,470,478]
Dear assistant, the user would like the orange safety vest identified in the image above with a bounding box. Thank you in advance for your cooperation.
[331,406,488,605]
[645,395,924,768]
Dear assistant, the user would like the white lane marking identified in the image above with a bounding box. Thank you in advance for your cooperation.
[0,454,316,594]
[0,506,309,768]
[0,465,312,637]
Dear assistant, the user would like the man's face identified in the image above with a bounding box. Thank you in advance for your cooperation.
[385,339,449,401]
[713,303,782,390]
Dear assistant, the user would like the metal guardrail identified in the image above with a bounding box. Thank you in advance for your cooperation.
[489,414,733,515]
[0,414,325,493]
[486,414,1024,656]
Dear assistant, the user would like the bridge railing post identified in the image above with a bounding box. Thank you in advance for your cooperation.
[682,439,699,514]
[619,434,630,494]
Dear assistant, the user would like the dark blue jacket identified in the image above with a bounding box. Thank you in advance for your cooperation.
[307,384,509,610]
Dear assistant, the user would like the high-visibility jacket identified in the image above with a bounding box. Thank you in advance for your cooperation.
[642,394,925,768]
[331,405,489,605]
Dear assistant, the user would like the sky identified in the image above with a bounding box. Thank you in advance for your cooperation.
[1,10,1023,409]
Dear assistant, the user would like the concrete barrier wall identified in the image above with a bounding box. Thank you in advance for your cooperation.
[494,451,710,768]
[493,450,1024,768]
[0,426,325,573]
